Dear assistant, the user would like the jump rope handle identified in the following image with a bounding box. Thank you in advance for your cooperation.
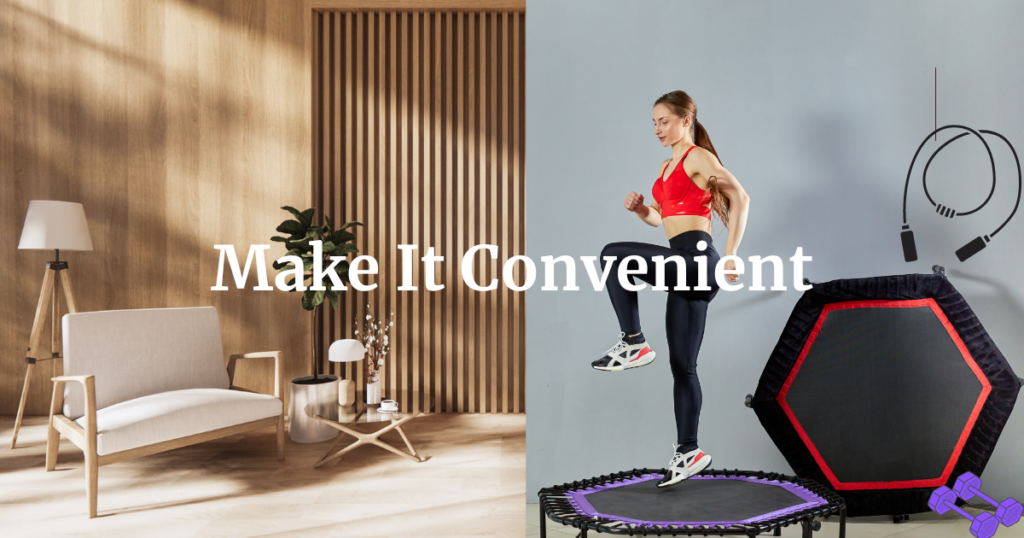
[901,225,918,262]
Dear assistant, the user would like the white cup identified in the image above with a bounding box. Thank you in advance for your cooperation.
[380,399,398,411]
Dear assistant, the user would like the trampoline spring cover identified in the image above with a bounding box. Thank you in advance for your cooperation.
[539,468,847,535]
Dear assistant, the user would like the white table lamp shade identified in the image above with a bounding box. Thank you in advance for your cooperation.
[329,339,366,363]
[18,200,94,251]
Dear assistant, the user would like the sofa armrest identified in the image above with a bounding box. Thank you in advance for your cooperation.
[50,375,97,443]
[227,351,283,399]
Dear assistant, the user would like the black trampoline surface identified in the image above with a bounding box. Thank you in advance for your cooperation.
[785,303,985,484]
[584,476,808,524]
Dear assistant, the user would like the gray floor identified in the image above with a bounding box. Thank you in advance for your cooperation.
[527,501,1024,537]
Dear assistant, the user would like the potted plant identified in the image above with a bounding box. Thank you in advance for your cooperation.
[353,305,395,404]
[272,206,362,443]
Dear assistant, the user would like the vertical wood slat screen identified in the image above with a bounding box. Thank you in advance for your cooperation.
[312,10,525,413]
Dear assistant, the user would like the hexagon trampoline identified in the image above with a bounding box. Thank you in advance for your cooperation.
[751,274,1023,517]
[538,469,846,536]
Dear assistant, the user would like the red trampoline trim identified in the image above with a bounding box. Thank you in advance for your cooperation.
[776,298,992,491]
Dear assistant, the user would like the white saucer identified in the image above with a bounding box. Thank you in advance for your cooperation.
[378,407,399,413]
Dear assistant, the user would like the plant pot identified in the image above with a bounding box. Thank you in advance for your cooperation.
[288,375,339,443]
[366,374,381,405]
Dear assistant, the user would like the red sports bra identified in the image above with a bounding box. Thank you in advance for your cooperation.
[652,145,712,219]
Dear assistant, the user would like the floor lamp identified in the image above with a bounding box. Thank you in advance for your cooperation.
[9,200,93,449]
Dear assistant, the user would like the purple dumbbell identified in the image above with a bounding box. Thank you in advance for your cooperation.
[954,473,1023,527]
[930,486,1000,538]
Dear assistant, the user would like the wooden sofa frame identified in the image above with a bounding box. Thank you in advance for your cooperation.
[45,351,286,519]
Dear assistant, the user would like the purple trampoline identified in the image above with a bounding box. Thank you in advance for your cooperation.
[539,468,847,537]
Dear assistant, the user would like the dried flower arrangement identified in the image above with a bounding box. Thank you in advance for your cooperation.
[353,304,395,384]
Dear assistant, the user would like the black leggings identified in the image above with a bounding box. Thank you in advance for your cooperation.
[601,230,721,452]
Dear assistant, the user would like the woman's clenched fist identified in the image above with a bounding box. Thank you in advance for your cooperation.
[624,191,645,213]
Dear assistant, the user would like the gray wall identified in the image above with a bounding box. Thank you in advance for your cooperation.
[525,0,1024,503]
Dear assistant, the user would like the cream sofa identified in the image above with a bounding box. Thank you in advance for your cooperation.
[46,306,285,518]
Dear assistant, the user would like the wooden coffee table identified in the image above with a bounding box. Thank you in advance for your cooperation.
[310,390,433,468]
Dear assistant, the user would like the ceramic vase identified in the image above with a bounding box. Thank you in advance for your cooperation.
[366,372,382,405]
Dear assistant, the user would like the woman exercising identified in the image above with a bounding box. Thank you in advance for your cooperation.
[591,91,751,488]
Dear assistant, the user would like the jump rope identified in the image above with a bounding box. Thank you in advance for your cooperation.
[901,125,1021,262]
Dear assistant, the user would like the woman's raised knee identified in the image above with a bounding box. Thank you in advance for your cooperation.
[601,242,629,259]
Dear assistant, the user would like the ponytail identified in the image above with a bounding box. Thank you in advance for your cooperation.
[693,119,730,230]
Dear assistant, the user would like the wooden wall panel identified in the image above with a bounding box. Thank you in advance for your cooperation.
[0,0,311,416]
[312,10,525,413]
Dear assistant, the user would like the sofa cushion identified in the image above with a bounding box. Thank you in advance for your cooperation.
[62,307,231,420]
[75,388,282,456]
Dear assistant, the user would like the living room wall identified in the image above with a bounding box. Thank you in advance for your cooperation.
[0,0,312,415]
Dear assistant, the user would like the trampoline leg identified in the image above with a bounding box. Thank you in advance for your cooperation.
[839,507,846,538]
[801,521,812,538]
[539,505,546,538]
[773,527,782,536]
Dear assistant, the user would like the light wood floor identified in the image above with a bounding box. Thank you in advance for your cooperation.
[528,495,1024,537]
[0,414,525,537]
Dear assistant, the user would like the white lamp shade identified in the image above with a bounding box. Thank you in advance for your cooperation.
[18,200,94,251]
[329,339,366,363]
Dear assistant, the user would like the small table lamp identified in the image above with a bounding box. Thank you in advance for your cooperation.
[329,339,365,405]
[11,201,93,449]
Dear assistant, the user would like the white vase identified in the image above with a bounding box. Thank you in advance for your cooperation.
[366,374,381,405]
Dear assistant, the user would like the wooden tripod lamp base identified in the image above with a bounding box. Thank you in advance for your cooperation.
[10,261,79,449]
[11,200,92,450]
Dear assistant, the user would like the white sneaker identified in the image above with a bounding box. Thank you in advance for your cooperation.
[591,332,656,371]
[657,445,711,488]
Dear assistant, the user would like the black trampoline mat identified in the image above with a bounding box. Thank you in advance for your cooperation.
[584,477,808,524]
[786,304,984,483]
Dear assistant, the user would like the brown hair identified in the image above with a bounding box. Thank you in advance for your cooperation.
[654,91,730,229]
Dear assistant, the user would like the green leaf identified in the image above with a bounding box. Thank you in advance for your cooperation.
[300,208,316,227]
[337,221,364,232]
[330,243,359,257]
[329,230,356,245]
[325,213,333,232]
[276,219,306,237]
[273,251,304,271]
[270,236,290,243]
[328,293,339,310]
[302,289,325,310]
[273,249,306,270]
[286,229,321,252]
[282,206,316,228]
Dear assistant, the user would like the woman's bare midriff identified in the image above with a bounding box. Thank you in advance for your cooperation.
[662,214,711,239]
